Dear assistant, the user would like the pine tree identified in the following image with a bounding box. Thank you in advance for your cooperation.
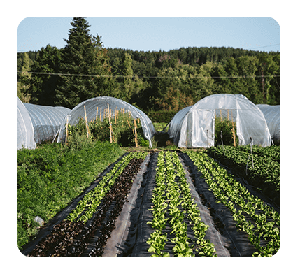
[17,52,31,102]
[55,17,113,109]
[115,52,145,103]
[121,52,134,102]
[28,45,62,105]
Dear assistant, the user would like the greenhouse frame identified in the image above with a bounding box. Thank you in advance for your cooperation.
[168,94,272,148]
[24,103,71,144]
[57,96,156,147]
[17,97,36,150]
[17,96,71,150]
[257,104,280,145]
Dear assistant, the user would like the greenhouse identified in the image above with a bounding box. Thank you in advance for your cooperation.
[57,96,156,147]
[24,103,71,144]
[168,94,271,148]
[17,97,72,149]
[257,104,280,145]
[17,97,36,150]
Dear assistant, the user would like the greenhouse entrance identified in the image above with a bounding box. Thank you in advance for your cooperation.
[168,94,271,148]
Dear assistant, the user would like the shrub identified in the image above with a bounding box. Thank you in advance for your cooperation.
[214,117,238,146]
[67,112,150,147]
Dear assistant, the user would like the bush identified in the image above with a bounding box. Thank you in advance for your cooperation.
[146,110,177,123]
[214,117,238,146]
[67,112,150,147]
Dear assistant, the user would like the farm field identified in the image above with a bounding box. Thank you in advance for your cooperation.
[207,145,280,206]
[18,145,280,257]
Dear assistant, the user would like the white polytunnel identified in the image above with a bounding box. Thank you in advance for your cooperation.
[17,97,36,150]
[24,103,71,144]
[257,104,280,145]
[168,94,271,148]
[57,96,156,147]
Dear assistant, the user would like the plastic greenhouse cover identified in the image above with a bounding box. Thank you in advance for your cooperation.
[17,97,36,150]
[257,104,280,143]
[24,103,71,144]
[168,94,271,148]
[57,96,156,147]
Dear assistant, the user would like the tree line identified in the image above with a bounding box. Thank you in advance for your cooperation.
[17,17,280,113]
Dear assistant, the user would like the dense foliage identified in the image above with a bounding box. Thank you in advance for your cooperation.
[27,152,148,256]
[67,111,150,147]
[17,141,125,249]
[207,145,280,205]
[17,18,280,113]
[187,151,280,256]
[214,116,238,146]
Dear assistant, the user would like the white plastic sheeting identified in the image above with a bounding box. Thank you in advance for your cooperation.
[257,104,280,144]
[168,94,271,148]
[24,103,71,144]
[17,97,36,150]
[57,96,156,147]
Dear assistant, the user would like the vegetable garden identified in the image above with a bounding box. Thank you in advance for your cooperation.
[19,143,280,257]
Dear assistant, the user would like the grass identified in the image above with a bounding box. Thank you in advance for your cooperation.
[17,141,125,250]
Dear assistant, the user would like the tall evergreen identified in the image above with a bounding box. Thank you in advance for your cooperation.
[28,45,62,106]
[18,43,280,109]
[120,52,134,102]
[55,17,113,109]
[17,52,31,102]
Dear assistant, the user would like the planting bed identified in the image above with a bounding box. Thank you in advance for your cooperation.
[21,152,148,256]
[20,148,280,257]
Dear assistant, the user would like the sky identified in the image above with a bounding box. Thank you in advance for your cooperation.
[17,17,280,53]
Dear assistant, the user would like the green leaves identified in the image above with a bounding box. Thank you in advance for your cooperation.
[68,152,148,223]
[17,142,125,250]
[147,151,216,257]
[187,150,280,257]
[147,230,169,257]
[208,145,280,197]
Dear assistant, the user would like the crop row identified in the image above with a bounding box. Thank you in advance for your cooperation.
[235,145,280,163]
[28,152,148,256]
[68,152,147,223]
[187,151,280,257]
[147,151,216,257]
[207,145,280,203]
[17,141,125,250]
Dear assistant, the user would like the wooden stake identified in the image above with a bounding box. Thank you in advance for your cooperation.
[134,118,138,147]
[84,105,90,138]
[232,126,236,147]
[109,122,112,143]
[65,115,69,145]
[207,129,209,147]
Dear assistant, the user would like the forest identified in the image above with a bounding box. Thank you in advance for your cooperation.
[17,17,280,114]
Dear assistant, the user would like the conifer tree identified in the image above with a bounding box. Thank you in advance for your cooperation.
[115,52,145,103]
[55,17,113,109]
[28,45,62,105]
[17,52,31,102]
